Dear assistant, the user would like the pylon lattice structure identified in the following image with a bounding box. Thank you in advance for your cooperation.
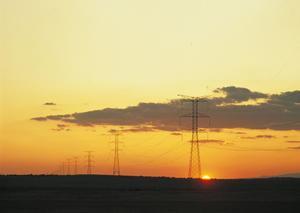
[85,151,94,175]
[67,158,71,175]
[112,132,121,176]
[61,162,65,175]
[178,95,210,179]
[74,157,78,175]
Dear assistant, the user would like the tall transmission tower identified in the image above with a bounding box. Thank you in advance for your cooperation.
[74,157,78,175]
[112,132,122,176]
[178,94,210,179]
[85,151,94,175]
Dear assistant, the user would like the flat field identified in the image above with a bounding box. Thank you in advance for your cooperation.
[1,175,300,212]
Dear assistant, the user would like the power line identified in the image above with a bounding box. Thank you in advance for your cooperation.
[129,139,186,168]
[126,134,171,159]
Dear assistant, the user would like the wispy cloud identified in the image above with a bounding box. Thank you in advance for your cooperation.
[198,139,224,144]
[286,140,300,143]
[241,135,276,140]
[209,128,223,132]
[255,135,276,139]
[109,126,155,133]
[234,131,247,135]
[51,124,70,132]
[170,132,182,136]
[241,136,256,139]
[288,146,300,150]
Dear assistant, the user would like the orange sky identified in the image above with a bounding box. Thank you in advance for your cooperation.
[1,0,300,178]
[1,120,299,178]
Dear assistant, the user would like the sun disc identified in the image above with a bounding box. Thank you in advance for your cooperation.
[202,175,211,180]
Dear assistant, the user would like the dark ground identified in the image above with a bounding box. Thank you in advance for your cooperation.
[1,175,300,213]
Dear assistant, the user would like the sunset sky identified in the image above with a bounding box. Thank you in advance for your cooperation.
[1,0,300,178]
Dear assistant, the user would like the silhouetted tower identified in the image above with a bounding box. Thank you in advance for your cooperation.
[74,157,78,175]
[178,94,209,179]
[67,158,71,175]
[112,132,121,175]
[61,162,65,175]
[85,151,94,175]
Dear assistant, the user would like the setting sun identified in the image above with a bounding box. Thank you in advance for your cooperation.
[202,175,212,180]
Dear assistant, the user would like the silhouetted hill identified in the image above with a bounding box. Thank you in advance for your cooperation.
[274,172,300,178]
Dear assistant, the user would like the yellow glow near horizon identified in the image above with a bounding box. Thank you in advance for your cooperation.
[202,175,212,180]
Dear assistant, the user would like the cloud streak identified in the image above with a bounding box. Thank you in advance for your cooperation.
[44,102,56,106]
[286,140,300,143]
[51,124,70,132]
[288,146,300,150]
[32,86,300,131]
[110,126,156,133]
[198,139,224,144]
[241,135,276,140]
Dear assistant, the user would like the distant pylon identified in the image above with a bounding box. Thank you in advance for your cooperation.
[67,158,71,175]
[74,157,78,175]
[85,151,94,175]
[112,132,121,175]
[178,94,210,179]
[62,162,65,175]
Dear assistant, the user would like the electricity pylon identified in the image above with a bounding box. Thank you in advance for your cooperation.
[178,94,210,179]
[73,157,78,175]
[61,162,65,175]
[112,132,122,176]
[85,151,94,175]
[67,158,71,175]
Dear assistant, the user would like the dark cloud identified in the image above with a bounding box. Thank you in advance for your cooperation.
[286,140,300,143]
[288,146,300,150]
[108,129,120,134]
[47,114,71,120]
[44,102,56,106]
[57,124,68,128]
[214,86,268,103]
[32,102,182,131]
[31,87,300,131]
[269,91,300,106]
[32,117,47,121]
[208,90,300,130]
